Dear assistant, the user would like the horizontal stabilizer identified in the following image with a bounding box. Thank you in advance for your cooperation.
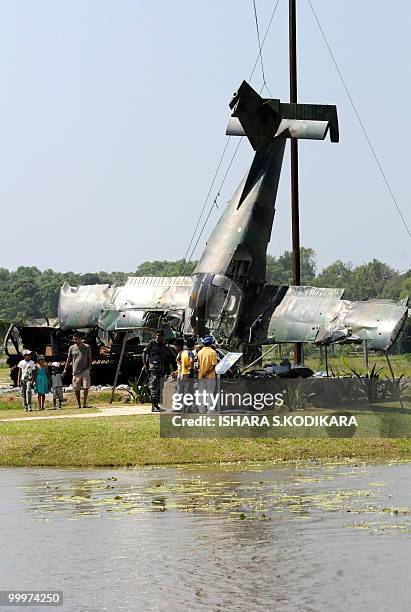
[226,81,339,150]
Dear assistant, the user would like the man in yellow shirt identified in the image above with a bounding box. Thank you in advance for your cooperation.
[197,336,218,413]
[198,336,218,379]
[178,338,196,378]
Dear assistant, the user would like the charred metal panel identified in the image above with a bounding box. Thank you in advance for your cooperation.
[125,276,193,288]
[268,287,408,351]
[316,298,409,350]
[274,119,329,140]
[123,276,193,310]
[267,286,345,343]
[58,283,113,329]
[184,274,242,339]
[100,308,147,331]
[279,101,339,142]
[227,117,330,141]
[58,277,193,332]
[98,279,192,331]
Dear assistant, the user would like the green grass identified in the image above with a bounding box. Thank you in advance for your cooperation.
[0,398,97,420]
[304,353,411,378]
[0,390,131,419]
[0,413,410,467]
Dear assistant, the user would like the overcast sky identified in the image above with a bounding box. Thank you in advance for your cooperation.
[1,0,410,274]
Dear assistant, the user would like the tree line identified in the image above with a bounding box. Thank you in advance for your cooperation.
[0,248,409,325]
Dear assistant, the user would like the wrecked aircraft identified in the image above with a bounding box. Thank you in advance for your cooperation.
[4,82,408,385]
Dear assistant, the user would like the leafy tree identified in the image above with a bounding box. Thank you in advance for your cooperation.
[350,259,400,301]
[314,260,353,296]
[135,259,197,277]
[0,319,10,345]
[79,273,101,285]
[110,272,128,285]
[399,272,411,299]
[266,247,316,285]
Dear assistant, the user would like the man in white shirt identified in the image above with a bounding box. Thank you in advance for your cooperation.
[17,349,36,412]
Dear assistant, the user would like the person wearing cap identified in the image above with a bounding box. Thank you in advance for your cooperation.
[34,355,50,410]
[17,350,36,412]
[63,332,92,409]
[197,336,218,413]
[51,362,64,410]
[178,338,196,380]
[197,336,218,379]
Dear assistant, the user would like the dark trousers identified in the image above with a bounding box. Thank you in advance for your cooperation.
[178,376,197,413]
[149,368,163,405]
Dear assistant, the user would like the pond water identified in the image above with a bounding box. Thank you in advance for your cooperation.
[0,461,410,611]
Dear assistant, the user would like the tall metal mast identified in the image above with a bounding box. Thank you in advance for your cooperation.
[289,0,302,364]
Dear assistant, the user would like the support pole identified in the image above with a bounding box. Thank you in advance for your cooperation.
[109,332,128,404]
[325,345,329,378]
[289,0,302,365]
[362,339,369,370]
[385,351,405,413]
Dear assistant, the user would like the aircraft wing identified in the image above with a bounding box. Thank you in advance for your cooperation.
[266,286,408,351]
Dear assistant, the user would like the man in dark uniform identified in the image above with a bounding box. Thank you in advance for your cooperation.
[143,329,169,412]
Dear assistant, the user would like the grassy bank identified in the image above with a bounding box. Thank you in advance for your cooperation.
[1,383,411,468]
[304,353,411,377]
[0,414,410,467]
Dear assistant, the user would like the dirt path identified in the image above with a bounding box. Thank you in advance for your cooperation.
[0,405,159,422]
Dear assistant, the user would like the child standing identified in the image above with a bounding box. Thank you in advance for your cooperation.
[51,362,64,410]
[17,349,36,412]
[34,355,50,410]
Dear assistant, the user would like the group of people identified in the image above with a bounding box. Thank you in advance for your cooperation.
[143,329,218,412]
[17,332,92,412]
[17,328,217,413]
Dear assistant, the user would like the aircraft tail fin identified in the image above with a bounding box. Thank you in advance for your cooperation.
[226,81,339,150]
